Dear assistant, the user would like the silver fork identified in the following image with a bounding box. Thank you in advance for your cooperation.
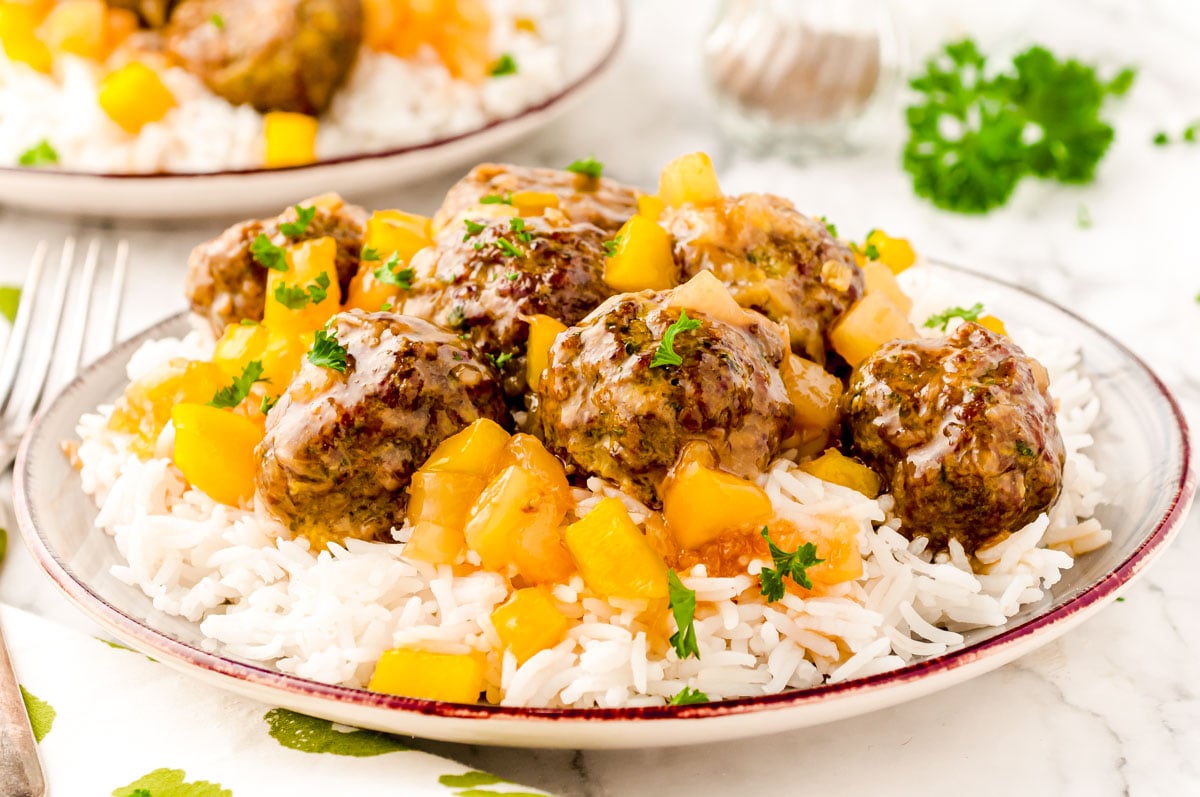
[0,238,127,797]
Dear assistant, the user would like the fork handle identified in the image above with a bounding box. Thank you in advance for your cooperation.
[0,621,45,797]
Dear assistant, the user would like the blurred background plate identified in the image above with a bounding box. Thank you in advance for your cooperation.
[0,0,622,220]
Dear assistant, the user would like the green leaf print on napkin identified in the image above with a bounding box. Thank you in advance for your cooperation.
[111,768,231,797]
[439,771,548,797]
[264,708,410,756]
[18,685,55,742]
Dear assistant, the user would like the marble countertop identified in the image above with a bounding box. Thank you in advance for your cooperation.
[1,0,1198,794]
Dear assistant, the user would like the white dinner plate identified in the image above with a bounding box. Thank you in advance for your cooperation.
[14,262,1195,749]
[0,1,622,219]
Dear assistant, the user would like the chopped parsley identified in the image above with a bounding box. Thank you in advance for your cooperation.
[479,192,513,205]
[1186,123,1199,143]
[279,205,316,237]
[565,156,604,179]
[259,394,279,414]
[668,686,709,706]
[667,570,700,660]
[488,351,513,368]
[496,238,524,258]
[308,328,347,373]
[1152,131,1170,146]
[380,301,393,311]
[852,241,881,261]
[924,302,984,331]
[361,246,380,261]
[373,254,415,289]
[509,216,533,242]
[904,39,1136,214]
[489,53,518,77]
[650,310,701,368]
[250,234,288,271]
[1015,440,1035,457]
[462,219,487,240]
[448,306,466,329]
[239,318,258,327]
[209,12,224,28]
[18,139,58,167]
[818,216,838,238]
[208,360,267,409]
[273,271,330,309]
[603,236,622,257]
[506,272,520,281]
[758,527,824,601]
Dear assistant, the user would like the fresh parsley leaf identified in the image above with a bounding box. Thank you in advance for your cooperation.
[488,351,513,368]
[667,570,700,660]
[1185,123,1199,143]
[506,272,519,281]
[650,310,701,369]
[463,219,486,240]
[260,394,278,414]
[1015,440,1034,457]
[361,246,380,261]
[208,360,267,409]
[924,302,984,331]
[308,328,348,373]
[904,39,1135,213]
[509,216,533,242]
[758,527,824,601]
[380,301,393,311]
[210,12,224,28]
[251,233,288,271]
[17,139,58,167]
[1115,596,1126,602]
[817,216,838,238]
[490,53,518,77]
[373,253,414,289]
[496,238,524,258]
[566,156,604,179]
[0,285,19,325]
[1153,131,1169,146]
[273,281,310,310]
[603,236,621,257]
[448,306,467,329]
[479,193,513,205]
[852,241,881,260]
[668,686,709,706]
[306,271,330,304]
[279,205,316,237]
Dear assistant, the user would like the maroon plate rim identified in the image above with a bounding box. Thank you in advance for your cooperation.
[0,4,625,182]
[14,260,1196,724]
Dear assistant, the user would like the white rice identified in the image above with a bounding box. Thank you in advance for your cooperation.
[0,0,563,173]
[72,269,1110,707]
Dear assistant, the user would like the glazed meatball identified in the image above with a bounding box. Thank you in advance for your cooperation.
[185,196,366,335]
[165,0,362,114]
[256,311,510,548]
[660,193,864,364]
[401,215,614,393]
[538,292,793,507]
[842,322,1065,553]
[433,163,639,234]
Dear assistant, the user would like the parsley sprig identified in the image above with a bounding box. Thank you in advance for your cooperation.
[273,272,330,309]
[924,302,984,331]
[603,235,622,257]
[479,192,513,206]
[566,156,604,180]
[308,327,348,373]
[490,53,517,77]
[259,394,279,414]
[667,570,700,660]
[668,686,709,706]
[463,219,486,240]
[279,205,316,237]
[373,253,414,289]
[361,246,380,261]
[18,139,58,167]
[251,234,288,271]
[758,528,824,601]
[904,39,1136,214]
[650,310,701,369]
[488,351,513,368]
[817,216,838,238]
[208,360,267,409]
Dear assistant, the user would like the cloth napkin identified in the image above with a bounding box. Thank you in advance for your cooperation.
[3,604,549,797]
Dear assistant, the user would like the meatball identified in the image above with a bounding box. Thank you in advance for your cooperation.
[165,0,362,114]
[660,193,864,364]
[256,311,511,548]
[401,215,614,393]
[433,163,639,234]
[538,292,793,507]
[185,196,366,335]
[842,322,1064,553]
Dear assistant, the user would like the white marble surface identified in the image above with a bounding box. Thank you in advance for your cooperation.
[1,0,1199,794]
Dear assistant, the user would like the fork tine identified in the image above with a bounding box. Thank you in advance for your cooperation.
[51,238,100,391]
[98,239,128,353]
[0,242,48,408]
[5,238,75,429]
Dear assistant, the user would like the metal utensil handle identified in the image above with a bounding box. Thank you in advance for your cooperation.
[0,621,45,797]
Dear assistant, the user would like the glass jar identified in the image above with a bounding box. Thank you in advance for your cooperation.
[705,0,907,158]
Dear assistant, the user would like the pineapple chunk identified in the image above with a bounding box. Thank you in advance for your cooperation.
[862,260,913,316]
[637,193,665,221]
[108,359,227,457]
[365,210,432,260]
[658,152,722,208]
[829,293,917,367]
[525,313,566,391]
[171,403,263,507]
[866,229,917,275]
[421,418,510,475]
[667,270,748,327]
[603,215,677,292]
[563,498,668,599]
[464,464,565,572]
[368,648,484,702]
[511,191,559,217]
[403,471,487,564]
[98,62,175,134]
[491,588,570,663]
[772,516,864,586]
[978,315,1008,336]
[263,112,318,168]
[263,237,341,341]
[41,0,105,59]
[799,449,881,498]
[662,445,773,550]
[779,354,843,457]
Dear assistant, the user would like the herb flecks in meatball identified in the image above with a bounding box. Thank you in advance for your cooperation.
[842,322,1064,553]
[537,290,793,507]
[255,310,510,549]
[434,163,640,234]
[185,196,366,335]
[661,193,864,364]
